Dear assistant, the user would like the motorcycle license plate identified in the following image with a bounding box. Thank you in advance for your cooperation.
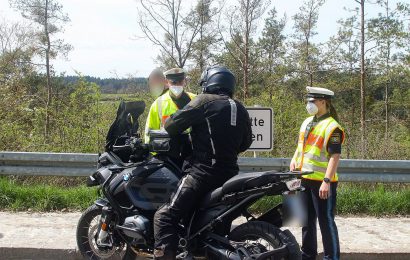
[285,179,301,191]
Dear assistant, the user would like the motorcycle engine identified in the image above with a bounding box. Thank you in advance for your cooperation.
[122,215,150,244]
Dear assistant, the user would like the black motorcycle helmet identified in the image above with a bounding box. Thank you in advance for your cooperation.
[199,66,236,97]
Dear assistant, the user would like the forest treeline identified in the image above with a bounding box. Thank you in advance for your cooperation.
[60,76,147,94]
[0,0,409,160]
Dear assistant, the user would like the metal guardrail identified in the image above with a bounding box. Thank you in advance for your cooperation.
[0,152,409,182]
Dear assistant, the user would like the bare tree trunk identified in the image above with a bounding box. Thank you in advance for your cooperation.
[199,25,204,72]
[384,0,390,141]
[199,0,205,72]
[307,38,313,87]
[358,0,366,158]
[243,0,250,99]
[305,4,313,86]
[44,0,52,141]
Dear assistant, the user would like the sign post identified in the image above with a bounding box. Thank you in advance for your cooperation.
[246,107,273,152]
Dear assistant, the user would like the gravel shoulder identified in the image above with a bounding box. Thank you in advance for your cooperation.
[0,211,409,254]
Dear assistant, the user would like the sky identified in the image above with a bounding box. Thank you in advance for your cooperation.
[0,0,393,78]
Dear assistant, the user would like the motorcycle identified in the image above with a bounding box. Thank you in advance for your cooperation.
[76,101,310,260]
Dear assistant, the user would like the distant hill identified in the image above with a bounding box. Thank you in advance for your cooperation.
[60,75,148,94]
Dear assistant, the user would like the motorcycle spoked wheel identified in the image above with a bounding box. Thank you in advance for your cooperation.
[227,221,301,260]
[76,205,137,260]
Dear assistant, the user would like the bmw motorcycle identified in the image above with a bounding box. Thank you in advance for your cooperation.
[76,101,310,260]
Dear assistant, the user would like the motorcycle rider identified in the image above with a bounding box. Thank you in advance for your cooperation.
[153,66,253,259]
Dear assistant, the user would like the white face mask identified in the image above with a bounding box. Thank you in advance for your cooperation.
[169,85,184,98]
[150,85,164,98]
[306,102,318,115]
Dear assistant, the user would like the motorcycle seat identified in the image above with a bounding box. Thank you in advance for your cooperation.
[200,187,223,208]
[222,171,280,194]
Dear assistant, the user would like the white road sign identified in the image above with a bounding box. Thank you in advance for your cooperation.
[247,107,273,151]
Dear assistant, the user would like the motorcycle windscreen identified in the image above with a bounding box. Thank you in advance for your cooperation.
[105,100,145,148]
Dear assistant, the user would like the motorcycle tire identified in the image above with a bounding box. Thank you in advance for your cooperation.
[228,221,301,260]
[76,204,137,260]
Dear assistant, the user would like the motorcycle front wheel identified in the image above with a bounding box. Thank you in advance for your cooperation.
[76,204,137,260]
[228,221,301,260]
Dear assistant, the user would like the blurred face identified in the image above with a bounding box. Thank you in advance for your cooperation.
[148,76,166,97]
[149,76,166,91]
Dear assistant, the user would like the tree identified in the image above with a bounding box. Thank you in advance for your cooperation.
[0,20,38,150]
[327,14,361,157]
[292,0,325,87]
[137,0,200,68]
[10,0,72,140]
[367,0,408,142]
[191,0,219,72]
[259,8,286,100]
[187,0,221,92]
[219,0,270,99]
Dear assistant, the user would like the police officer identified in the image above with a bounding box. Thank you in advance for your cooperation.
[148,68,168,98]
[290,86,345,260]
[144,68,196,167]
[153,66,253,260]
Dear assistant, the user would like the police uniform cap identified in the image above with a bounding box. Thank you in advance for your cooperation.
[164,68,186,83]
[306,86,334,101]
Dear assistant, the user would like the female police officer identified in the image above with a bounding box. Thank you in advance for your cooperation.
[290,86,345,260]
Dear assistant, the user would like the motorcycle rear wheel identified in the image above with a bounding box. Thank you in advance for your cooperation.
[228,221,301,260]
[76,204,137,260]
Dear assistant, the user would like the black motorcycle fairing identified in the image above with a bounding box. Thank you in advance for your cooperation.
[124,161,180,211]
[87,166,113,187]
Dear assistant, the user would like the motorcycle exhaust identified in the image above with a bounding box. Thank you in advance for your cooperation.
[204,243,241,260]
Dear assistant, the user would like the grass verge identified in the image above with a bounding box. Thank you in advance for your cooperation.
[0,177,98,211]
[0,177,409,216]
[250,183,410,216]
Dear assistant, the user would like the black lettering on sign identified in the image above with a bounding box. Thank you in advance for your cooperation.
[252,133,263,142]
[250,117,265,126]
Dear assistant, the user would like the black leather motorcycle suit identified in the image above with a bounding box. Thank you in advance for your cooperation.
[153,93,253,257]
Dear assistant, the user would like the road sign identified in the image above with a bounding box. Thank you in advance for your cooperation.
[247,107,273,151]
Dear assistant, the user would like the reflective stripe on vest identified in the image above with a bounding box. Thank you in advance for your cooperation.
[295,116,343,182]
[157,95,164,128]
[155,91,196,129]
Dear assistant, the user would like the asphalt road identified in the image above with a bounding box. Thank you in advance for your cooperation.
[0,211,409,259]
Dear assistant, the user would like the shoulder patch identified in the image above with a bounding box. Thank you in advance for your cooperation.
[330,132,341,144]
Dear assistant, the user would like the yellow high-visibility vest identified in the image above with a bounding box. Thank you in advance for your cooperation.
[294,116,345,182]
[144,90,196,143]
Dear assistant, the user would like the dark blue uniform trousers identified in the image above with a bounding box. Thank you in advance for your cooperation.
[301,179,340,260]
